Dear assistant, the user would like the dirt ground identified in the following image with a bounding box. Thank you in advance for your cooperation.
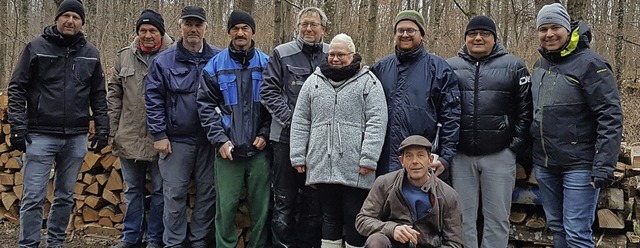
[0,221,119,248]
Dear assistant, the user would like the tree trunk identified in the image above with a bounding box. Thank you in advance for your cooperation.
[567,0,589,22]
[272,0,284,48]
[0,0,7,90]
[323,0,336,41]
[238,0,255,14]
[144,0,160,10]
[355,0,369,53]
[614,0,625,85]
[84,0,97,42]
[468,0,478,17]
[365,0,378,64]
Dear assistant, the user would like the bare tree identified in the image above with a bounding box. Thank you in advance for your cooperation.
[534,0,560,12]
[238,0,255,14]
[567,0,589,21]
[614,0,625,84]
[355,0,369,52]
[0,0,7,89]
[323,0,336,41]
[365,0,378,65]
[468,0,478,17]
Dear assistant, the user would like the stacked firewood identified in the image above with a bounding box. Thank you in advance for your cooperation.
[0,92,253,246]
[507,143,640,247]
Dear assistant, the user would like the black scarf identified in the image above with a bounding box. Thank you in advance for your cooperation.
[229,40,256,68]
[52,26,83,46]
[319,53,362,84]
[395,43,425,63]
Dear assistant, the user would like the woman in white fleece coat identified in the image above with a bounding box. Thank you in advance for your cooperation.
[290,33,388,248]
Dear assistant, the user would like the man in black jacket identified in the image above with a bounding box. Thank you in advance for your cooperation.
[7,1,109,247]
[446,16,532,248]
[532,4,623,247]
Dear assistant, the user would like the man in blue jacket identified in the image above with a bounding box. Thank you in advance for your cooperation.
[145,6,221,248]
[197,10,271,248]
[8,1,109,247]
[372,10,461,183]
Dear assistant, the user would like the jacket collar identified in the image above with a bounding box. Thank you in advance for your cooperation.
[296,36,324,56]
[42,25,86,48]
[458,41,507,62]
[175,39,215,63]
[130,34,174,54]
[228,40,256,68]
[395,43,427,63]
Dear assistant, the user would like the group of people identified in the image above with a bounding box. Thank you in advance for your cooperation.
[7,0,623,247]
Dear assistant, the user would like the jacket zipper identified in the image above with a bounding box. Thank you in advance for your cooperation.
[473,61,480,153]
[538,68,557,167]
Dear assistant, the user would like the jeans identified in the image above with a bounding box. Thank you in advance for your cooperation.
[271,142,322,248]
[535,166,599,248]
[316,184,369,246]
[451,148,516,248]
[120,158,163,245]
[19,133,87,248]
[159,141,216,248]
[215,151,270,248]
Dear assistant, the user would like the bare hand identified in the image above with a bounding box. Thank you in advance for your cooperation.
[108,137,114,146]
[219,141,234,161]
[393,225,420,244]
[359,166,374,176]
[295,165,306,173]
[253,136,266,150]
[154,139,172,155]
[430,160,445,177]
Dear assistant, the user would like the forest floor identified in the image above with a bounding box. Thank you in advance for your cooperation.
[0,220,118,248]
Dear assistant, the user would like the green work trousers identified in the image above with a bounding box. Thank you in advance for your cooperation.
[214,151,270,248]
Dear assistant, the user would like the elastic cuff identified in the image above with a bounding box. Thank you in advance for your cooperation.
[152,132,168,141]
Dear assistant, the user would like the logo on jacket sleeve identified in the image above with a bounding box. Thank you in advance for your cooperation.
[519,76,530,85]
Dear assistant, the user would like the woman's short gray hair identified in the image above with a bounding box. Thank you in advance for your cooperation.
[330,33,355,53]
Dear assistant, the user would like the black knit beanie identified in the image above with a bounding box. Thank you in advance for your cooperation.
[227,10,255,34]
[465,16,497,38]
[136,9,165,36]
[55,0,85,25]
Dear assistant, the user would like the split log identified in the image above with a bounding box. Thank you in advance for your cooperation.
[527,169,538,185]
[525,213,546,230]
[82,173,96,185]
[5,157,22,170]
[84,195,107,209]
[0,143,10,153]
[102,190,121,205]
[0,173,13,185]
[13,185,23,199]
[98,205,116,219]
[98,217,113,227]
[81,152,102,172]
[96,172,109,185]
[509,210,527,224]
[598,188,625,210]
[84,182,101,195]
[82,205,100,222]
[104,169,123,191]
[0,153,8,164]
[516,163,527,180]
[598,209,625,229]
[110,213,124,223]
[14,172,22,185]
[74,182,88,195]
[83,223,120,237]
[1,192,18,210]
[100,154,117,170]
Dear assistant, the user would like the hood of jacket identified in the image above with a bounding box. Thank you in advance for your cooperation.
[42,24,86,48]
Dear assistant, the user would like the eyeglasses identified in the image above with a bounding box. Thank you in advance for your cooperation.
[396,28,418,36]
[466,30,492,38]
[328,52,353,60]
[298,22,322,29]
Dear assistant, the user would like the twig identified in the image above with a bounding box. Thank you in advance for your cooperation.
[283,0,302,10]
[451,0,470,17]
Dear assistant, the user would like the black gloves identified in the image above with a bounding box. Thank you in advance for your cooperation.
[91,133,109,152]
[10,129,31,152]
[592,176,612,189]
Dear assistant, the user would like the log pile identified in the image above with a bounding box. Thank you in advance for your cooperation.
[0,92,253,246]
[508,142,640,247]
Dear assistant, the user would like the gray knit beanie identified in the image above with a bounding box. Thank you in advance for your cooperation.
[536,3,571,31]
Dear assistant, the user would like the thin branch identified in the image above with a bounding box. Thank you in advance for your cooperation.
[451,0,470,17]
[283,0,302,10]
[602,32,640,47]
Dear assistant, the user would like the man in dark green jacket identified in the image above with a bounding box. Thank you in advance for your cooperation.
[532,3,623,247]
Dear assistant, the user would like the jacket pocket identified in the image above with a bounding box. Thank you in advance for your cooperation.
[168,67,197,93]
[286,65,311,97]
[36,54,60,82]
[73,57,98,84]
[218,74,238,105]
